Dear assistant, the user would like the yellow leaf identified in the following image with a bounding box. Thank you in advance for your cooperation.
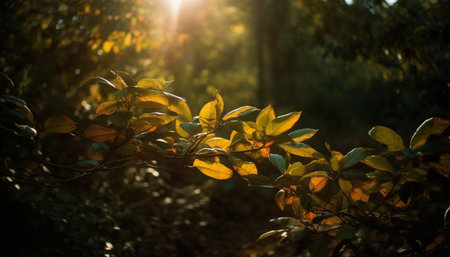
[266,112,301,136]
[199,94,223,131]
[279,142,322,158]
[139,112,177,126]
[193,158,233,180]
[256,105,275,132]
[83,124,120,142]
[410,117,450,149]
[350,188,370,202]
[137,78,165,90]
[175,119,189,138]
[103,40,114,53]
[309,177,328,192]
[369,126,405,152]
[286,162,305,176]
[205,137,230,150]
[223,106,258,121]
[96,100,119,116]
[233,160,258,176]
[136,91,169,106]
[330,150,344,172]
[168,100,192,122]
[44,115,77,133]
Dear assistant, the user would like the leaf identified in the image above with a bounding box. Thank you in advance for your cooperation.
[175,120,201,138]
[83,124,120,142]
[288,228,310,241]
[137,78,166,90]
[343,147,370,169]
[330,150,344,172]
[205,137,230,150]
[103,40,114,53]
[108,111,132,126]
[96,100,120,116]
[275,189,286,210]
[257,230,285,241]
[410,117,450,149]
[288,128,318,142]
[338,179,352,196]
[222,106,259,121]
[193,158,233,180]
[256,105,275,132]
[44,115,77,133]
[139,112,177,126]
[309,177,328,192]
[269,154,286,172]
[351,188,370,202]
[232,160,258,176]
[79,76,118,90]
[266,112,301,136]
[199,94,223,131]
[168,100,192,121]
[286,162,305,176]
[369,126,405,151]
[245,174,273,186]
[279,142,323,158]
[362,155,395,173]
[269,217,300,228]
[136,91,169,106]
[291,197,304,217]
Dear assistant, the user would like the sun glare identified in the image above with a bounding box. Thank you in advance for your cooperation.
[168,0,182,17]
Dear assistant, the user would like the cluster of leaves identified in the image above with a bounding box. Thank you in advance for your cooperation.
[43,72,450,256]
[260,118,450,256]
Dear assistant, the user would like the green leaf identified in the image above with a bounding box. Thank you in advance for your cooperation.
[279,142,323,158]
[139,112,177,126]
[338,179,352,196]
[44,115,78,133]
[410,117,450,149]
[108,111,132,126]
[366,171,395,181]
[340,170,368,180]
[288,128,318,142]
[269,154,286,172]
[274,174,302,186]
[176,121,202,137]
[256,105,275,132]
[137,78,165,90]
[369,126,405,151]
[193,157,233,180]
[244,174,273,187]
[288,228,310,241]
[222,105,259,121]
[270,217,300,228]
[336,225,357,240]
[343,147,370,169]
[266,111,301,136]
[362,155,395,173]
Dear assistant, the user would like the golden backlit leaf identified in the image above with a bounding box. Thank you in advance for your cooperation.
[256,105,275,132]
[286,162,305,176]
[266,111,301,136]
[233,160,258,177]
[330,150,344,172]
[205,137,230,150]
[279,142,322,158]
[304,211,317,223]
[410,117,450,149]
[309,177,328,192]
[139,112,177,126]
[223,106,258,121]
[96,100,119,116]
[275,189,286,210]
[362,155,395,173]
[193,158,233,180]
[369,126,405,152]
[137,78,165,90]
[83,124,120,142]
[44,115,77,133]
[168,100,192,122]
[103,40,114,53]
[288,128,318,142]
[199,94,223,131]
[350,188,370,202]
[136,91,169,106]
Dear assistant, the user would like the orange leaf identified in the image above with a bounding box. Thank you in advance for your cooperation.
[309,177,328,192]
[351,188,370,202]
[83,124,120,142]
[44,115,77,133]
[304,211,317,223]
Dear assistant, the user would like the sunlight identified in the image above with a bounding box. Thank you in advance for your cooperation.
[168,0,182,17]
